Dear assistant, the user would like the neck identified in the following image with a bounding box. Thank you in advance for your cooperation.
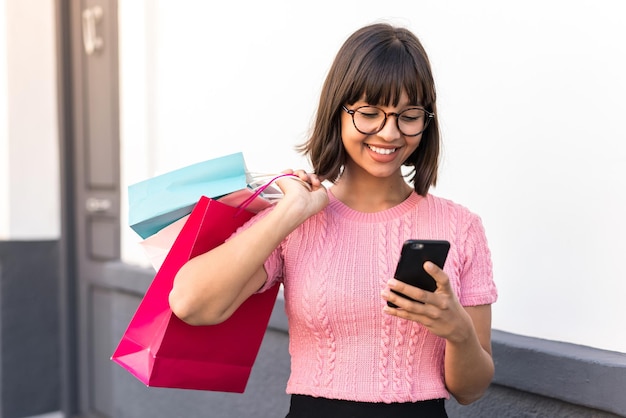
[331,169,413,213]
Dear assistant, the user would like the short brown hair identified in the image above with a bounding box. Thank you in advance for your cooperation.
[298,23,440,196]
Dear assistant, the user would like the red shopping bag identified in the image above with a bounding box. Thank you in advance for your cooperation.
[111,196,279,392]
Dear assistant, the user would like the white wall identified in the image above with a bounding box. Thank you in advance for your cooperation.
[119,1,626,352]
[0,0,59,240]
[429,2,626,353]
[0,0,9,237]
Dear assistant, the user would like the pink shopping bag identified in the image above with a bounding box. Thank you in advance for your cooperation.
[111,196,279,392]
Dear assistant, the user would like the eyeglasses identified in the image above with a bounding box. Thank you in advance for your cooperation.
[342,105,434,137]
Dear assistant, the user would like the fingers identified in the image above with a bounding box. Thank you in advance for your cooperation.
[279,169,323,191]
[383,278,430,307]
[292,169,322,187]
[382,282,439,324]
[382,278,448,329]
[382,263,453,312]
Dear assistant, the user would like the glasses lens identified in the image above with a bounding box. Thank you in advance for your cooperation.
[398,108,428,136]
[353,107,385,134]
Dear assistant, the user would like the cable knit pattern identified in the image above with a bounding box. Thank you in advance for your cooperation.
[300,213,325,387]
[377,221,392,400]
[315,212,337,388]
[243,190,497,403]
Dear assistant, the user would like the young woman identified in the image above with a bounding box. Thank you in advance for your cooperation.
[169,23,497,417]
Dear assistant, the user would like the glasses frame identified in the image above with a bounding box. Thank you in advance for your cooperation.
[342,105,435,137]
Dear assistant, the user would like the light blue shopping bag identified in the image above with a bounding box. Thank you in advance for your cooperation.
[129,152,248,239]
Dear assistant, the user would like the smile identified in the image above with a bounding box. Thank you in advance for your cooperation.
[366,144,398,155]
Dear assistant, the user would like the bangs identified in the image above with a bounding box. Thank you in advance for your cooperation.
[346,40,434,108]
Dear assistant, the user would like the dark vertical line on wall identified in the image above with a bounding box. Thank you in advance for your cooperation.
[55,0,78,415]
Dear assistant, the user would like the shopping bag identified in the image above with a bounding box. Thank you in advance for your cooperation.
[128,152,248,239]
[136,173,305,271]
[138,215,189,271]
[112,196,280,392]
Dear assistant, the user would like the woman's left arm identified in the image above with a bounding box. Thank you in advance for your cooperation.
[382,262,494,404]
[443,303,494,404]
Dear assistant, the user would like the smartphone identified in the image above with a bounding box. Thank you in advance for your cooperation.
[387,239,450,308]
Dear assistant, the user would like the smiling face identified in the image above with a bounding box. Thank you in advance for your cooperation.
[303,24,440,195]
[340,92,423,180]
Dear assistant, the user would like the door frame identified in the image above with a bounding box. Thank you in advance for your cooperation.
[55,0,121,416]
[56,0,79,414]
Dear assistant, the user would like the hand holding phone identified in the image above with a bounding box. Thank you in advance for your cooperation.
[387,239,450,308]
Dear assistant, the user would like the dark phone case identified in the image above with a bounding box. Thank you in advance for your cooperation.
[388,239,450,307]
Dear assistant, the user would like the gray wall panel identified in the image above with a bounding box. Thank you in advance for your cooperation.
[0,241,61,418]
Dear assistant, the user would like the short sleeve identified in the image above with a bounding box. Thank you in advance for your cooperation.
[458,213,498,306]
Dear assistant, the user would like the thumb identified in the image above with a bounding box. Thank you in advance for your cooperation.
[424,261,451,292]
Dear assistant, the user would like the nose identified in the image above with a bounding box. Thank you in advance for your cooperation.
[377,113,402,142]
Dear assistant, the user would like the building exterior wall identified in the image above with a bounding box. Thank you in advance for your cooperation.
[0,241,61,418]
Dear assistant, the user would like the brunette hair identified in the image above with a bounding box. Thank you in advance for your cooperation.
[298,23,440,196]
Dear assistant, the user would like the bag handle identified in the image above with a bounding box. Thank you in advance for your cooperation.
[235,173,310,216]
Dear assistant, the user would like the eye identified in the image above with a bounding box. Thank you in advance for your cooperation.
[399,109,425,122]
[357,107,382,119]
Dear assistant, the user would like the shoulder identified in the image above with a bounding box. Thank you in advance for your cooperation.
[422,194,490,250]
[424,193,482,223]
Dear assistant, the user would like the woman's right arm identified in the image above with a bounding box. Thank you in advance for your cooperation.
[169,171,327,326]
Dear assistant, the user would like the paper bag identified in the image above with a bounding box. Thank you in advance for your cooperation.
[129,152,248,239]
[112,196,279,392]
[138,215,189,271]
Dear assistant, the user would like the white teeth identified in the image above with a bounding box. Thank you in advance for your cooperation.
[367,145,396,155]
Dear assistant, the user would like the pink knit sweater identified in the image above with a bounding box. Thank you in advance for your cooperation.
[244,190,497,403]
